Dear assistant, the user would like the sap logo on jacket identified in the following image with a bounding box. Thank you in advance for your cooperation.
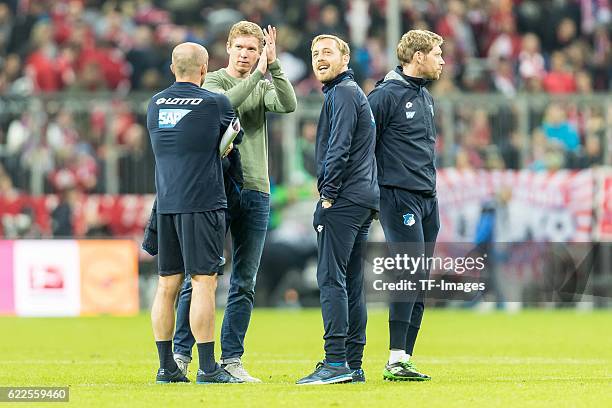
[158,109,191,128]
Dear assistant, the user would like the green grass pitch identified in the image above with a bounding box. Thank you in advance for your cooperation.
[1,309,611,407]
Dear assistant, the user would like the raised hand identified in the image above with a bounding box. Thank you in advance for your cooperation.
[257,44,268,74]
[263,25,277,64]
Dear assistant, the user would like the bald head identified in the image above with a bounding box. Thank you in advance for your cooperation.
[170,42,209,84]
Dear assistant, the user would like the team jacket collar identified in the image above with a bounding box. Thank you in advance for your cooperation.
[173,81,202,89]
[322,69,354,93]
[379,66,430,88]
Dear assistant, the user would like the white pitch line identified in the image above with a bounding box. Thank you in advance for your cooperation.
[2,357,609,365]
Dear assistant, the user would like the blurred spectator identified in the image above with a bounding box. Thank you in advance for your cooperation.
[469,109,492,148]
[118,123,154,193]
[567,108,607,168]
[570,135,604,168]
[430,72,459,95]
[299,120,317,178]
[0,164,41,238]
[71,60,109,92]
[518,33,545,87]
[575,70,593,93]
[455,147,474,170]
[5,112,32,156]
[436,0,477,58]
[0,163,17,199]
[46,109,79,155]
[528,127,566,171]
[483,145,505,170]
[553,17,578,51]
[48,150,98,193]
[51,187,77,237]
[126,25,164,90]
[542,103,580,152]
[312,4,347,38]
[25,22,64,92]
[590,25,611,90]
[457,132,485,169]
[0,53,33,94]
[500,131,523,170]
[542,51,577,94]
[0,3,12,55]
[491,57,516,96]
[487,14,521,62]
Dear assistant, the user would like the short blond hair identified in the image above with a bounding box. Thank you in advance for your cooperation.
[397,30,443,64]
[227,21,264,52]
[311,34,351,56]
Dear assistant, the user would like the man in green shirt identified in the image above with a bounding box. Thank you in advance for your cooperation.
[172,21,297,382]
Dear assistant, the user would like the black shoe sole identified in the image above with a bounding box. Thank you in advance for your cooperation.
[383,376,431,382]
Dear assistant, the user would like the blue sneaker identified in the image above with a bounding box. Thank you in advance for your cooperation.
[296,361,353,385]
[196,366,244,384]
[351,368,366,383]
[156,366,189,383]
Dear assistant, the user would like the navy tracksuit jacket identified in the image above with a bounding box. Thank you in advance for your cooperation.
[368,67,440,354]
[314,69,379,366]
[315,70,379,210]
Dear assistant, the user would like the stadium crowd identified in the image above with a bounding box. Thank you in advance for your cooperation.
[1,0,609,95]
[0,0,609,238]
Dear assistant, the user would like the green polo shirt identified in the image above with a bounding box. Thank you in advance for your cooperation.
[203,60,297,193]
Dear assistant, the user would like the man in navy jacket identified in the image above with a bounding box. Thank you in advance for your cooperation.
[147,42,242,384]
[297,34,379,385]
[368,30,445,382]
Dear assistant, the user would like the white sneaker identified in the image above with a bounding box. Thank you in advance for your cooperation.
[221,359,262,383]
[174,356,190,376]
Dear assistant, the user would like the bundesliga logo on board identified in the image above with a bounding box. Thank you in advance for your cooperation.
[29,265,65,290]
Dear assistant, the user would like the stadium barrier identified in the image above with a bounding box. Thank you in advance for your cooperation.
[0,240,139,316]
[1,169,611,241]
[0,93,609,194]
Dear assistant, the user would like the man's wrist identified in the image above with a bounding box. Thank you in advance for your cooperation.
[268,59,280,71]
[321,196,334,205]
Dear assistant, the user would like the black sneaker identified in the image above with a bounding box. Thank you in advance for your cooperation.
[296,361,353,385]
[156,366,190,383]
[196,366,244,384]
[351,368,366,383]
[382,361,431,381]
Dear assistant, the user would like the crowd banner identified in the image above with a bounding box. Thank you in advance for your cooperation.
[595,169,612,241]
[436,169,595,243]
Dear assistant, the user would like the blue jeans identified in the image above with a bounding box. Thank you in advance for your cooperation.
[173,189,270,361]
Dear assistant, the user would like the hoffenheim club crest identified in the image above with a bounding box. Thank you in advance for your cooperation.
[403,213,415,226]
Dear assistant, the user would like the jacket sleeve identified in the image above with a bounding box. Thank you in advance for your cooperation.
[142,199,158,256]
[263,60,297,113]
[215,93,235,143]
[367,87,387,141]
[320,86,358,200]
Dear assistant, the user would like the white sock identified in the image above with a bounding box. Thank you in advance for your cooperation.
[401,353,411,363]
[388,349,406,364]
